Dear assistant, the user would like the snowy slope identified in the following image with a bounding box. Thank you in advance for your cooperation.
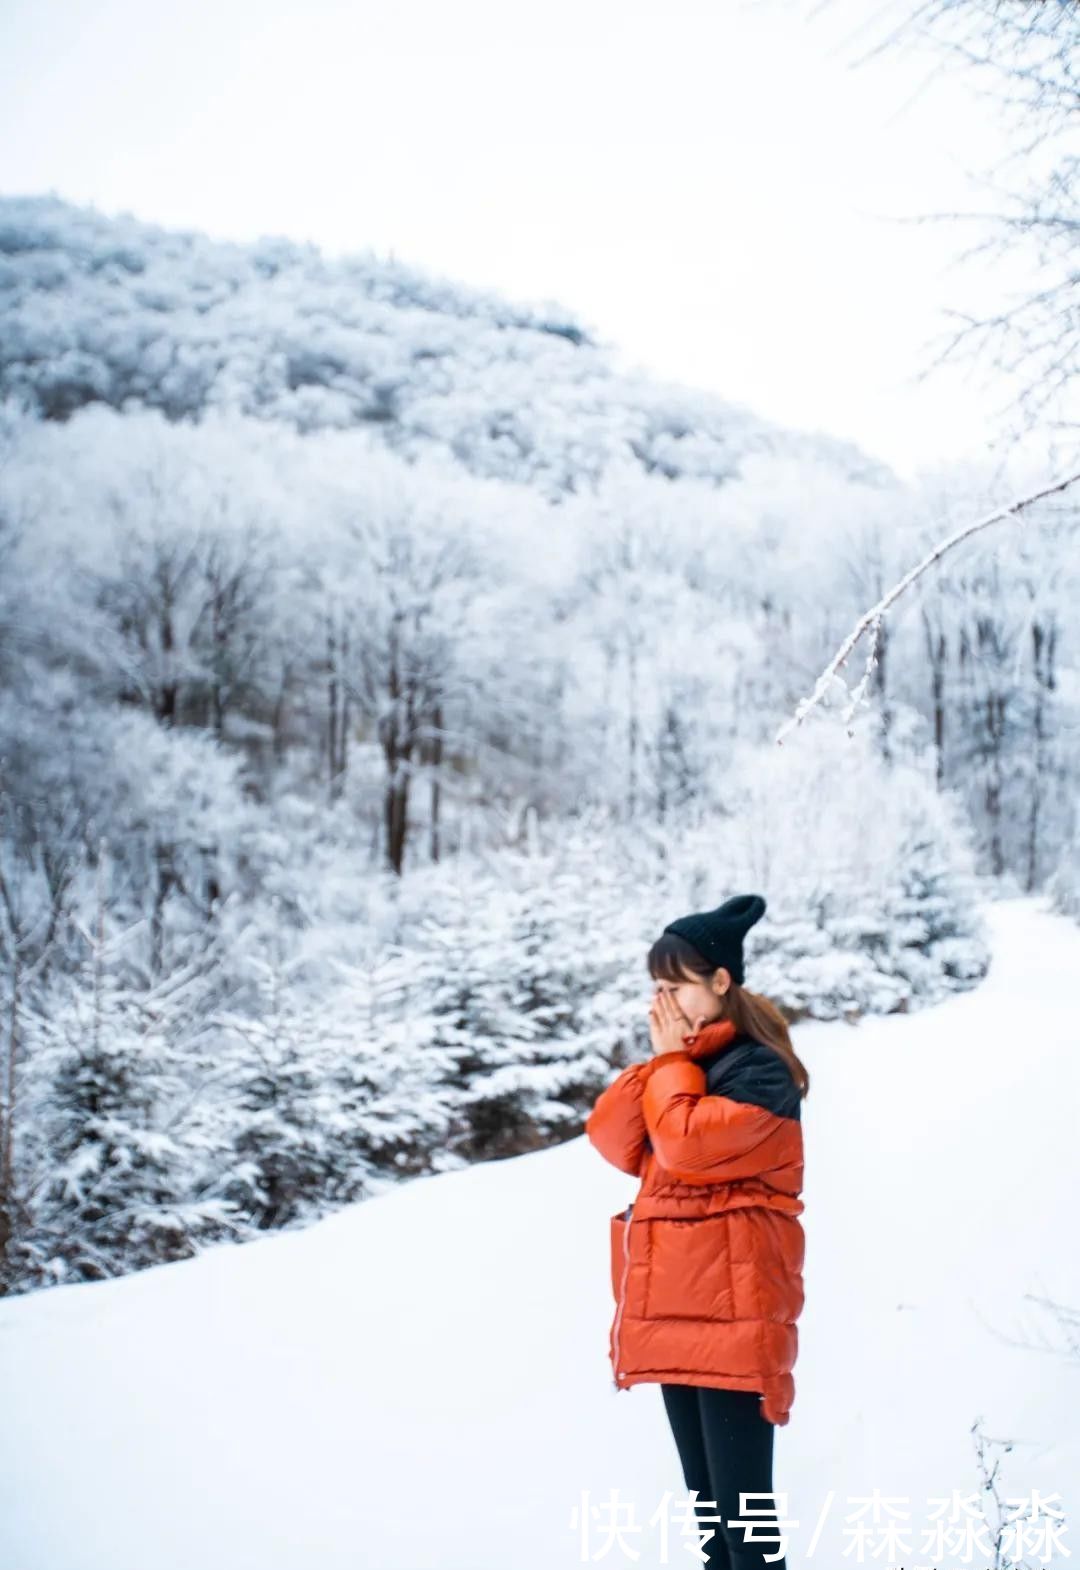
[1,896,1078,1570]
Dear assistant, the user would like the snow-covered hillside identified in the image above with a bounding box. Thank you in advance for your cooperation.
[0,193,890,495]
[1,896,1077,1570]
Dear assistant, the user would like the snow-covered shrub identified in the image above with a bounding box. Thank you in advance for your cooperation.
[697,712,992,1020]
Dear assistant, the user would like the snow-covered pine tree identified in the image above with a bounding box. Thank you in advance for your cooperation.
[14,876,239,1288]
[212,940,344,1231]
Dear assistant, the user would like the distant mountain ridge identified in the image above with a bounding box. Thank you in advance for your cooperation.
[0,191,895,494]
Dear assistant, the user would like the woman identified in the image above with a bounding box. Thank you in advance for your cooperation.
[584,893,809,1570]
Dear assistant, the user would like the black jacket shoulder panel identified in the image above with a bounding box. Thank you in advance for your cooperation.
[701,1040,801,1123]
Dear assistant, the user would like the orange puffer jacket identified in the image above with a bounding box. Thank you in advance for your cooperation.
[584,1016,805,1426]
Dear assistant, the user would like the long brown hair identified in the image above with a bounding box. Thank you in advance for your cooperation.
[647,931,810,1099]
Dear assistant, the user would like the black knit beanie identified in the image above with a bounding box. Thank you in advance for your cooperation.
[662,893,767,986]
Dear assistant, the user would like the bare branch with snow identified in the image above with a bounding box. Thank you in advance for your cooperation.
[775,465,1080,744]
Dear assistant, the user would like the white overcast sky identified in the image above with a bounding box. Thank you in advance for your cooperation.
[0,0,1062,481]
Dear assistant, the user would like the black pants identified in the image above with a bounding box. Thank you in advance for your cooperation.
[660,1383,787,1570]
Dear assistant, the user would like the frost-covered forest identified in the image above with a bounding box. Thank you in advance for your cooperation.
[1,192,1077,1298]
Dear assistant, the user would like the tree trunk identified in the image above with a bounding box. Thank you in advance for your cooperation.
[428,700,443,863]
[921,611,947,789]
[327,613,338,807]
[1026,616,1056,892]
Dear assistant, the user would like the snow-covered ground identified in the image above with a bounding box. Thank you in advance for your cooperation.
[2,896,1077,1570]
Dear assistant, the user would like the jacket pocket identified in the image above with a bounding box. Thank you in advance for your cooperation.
[644,1212,736,1321]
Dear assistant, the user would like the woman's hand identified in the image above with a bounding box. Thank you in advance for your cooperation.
[648,990,708,1056]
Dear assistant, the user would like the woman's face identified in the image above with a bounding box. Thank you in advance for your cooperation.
[653,965,728,1028]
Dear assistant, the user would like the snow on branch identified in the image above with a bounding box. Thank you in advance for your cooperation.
[774,463,1080,746]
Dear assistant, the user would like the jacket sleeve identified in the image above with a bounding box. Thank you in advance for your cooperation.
[641,1053,786,1183]
[585,1060,657,1176]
